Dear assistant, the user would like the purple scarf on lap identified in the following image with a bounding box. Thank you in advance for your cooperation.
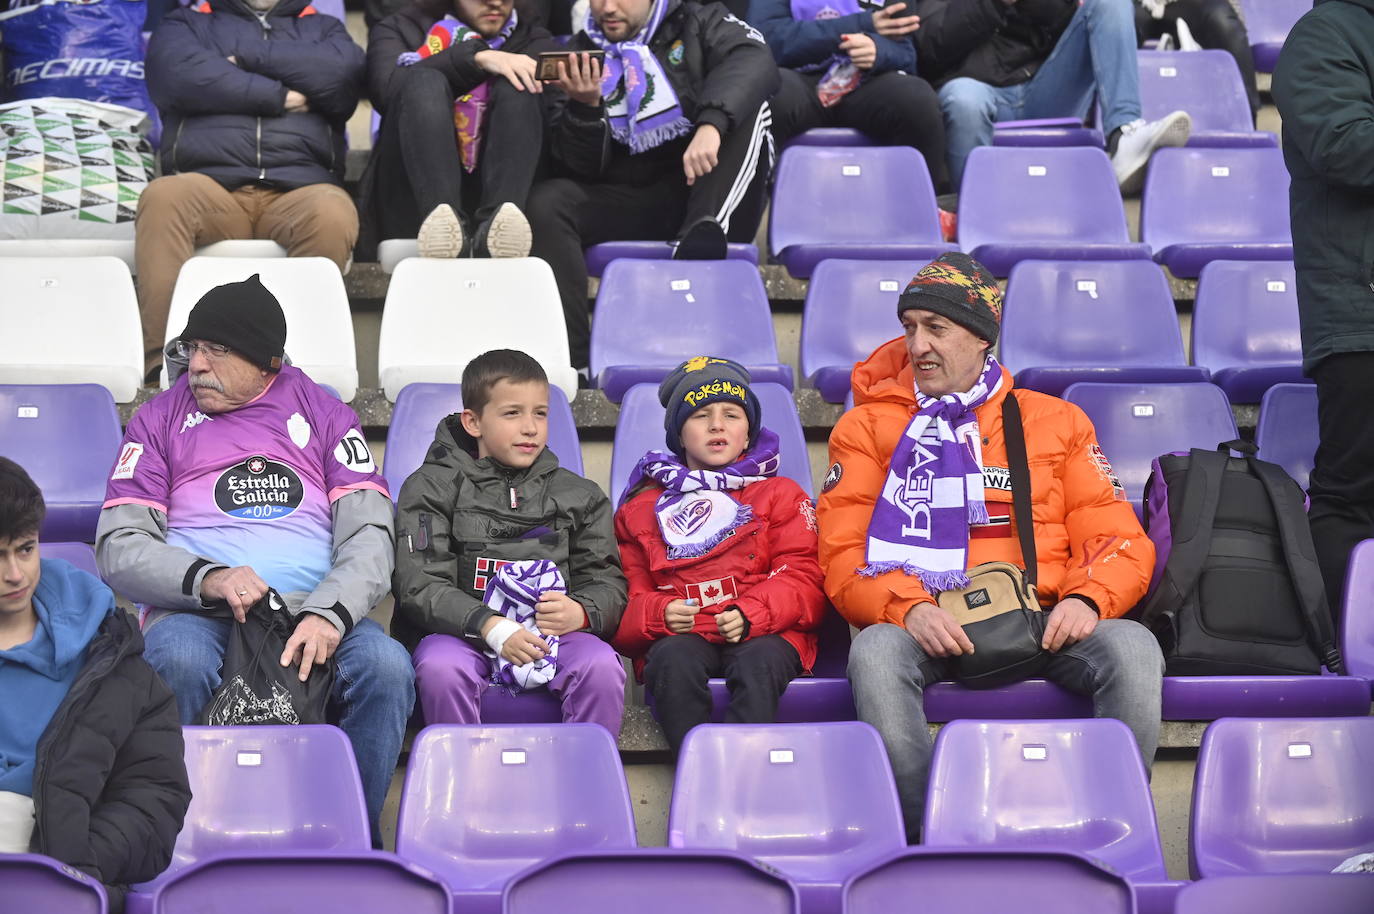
[583,0,692,152]
[485,559,562,692]
[860,357,1004,593]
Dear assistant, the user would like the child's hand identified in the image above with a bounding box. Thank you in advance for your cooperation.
[501,628,551,664]
[665,599,699,634]
[535,591,586,636]
[716,607,747,643]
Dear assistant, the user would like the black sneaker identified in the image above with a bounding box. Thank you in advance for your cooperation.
[673,217,728,260]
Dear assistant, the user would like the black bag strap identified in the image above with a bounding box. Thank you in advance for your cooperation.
[1136,447,1228,627]
[1002,391,1037,588]
[1245,454,1346,674]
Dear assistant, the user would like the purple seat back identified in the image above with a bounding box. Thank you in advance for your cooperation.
[42,543,98,577]
[781,127,874,148]
[1192,261,1304,402]
[958,146,1150,276]
[0,854,107,914]
[1342,539,1374,683]
[590,259,791,402]
[1137,50,1256,137]
[382,382,583,499]
[396,725,636,892]
[1141,147,1294,278]
[1190,717,1374,877]
[1001,260,1205,395]
[0,384,122,542]
[308,0,345,19]
[1177,875,1374,914]
[769,146,952,278]
[505,850,800,914]
[1255,382,1318,490]
[1062,382,1239,513]
[1239,0,1310,71]
[151,852,450,914]
[924,719,1168,881]
[584,242,758,278]
[609,382,812,500]
[993,118,1105,148]
[668,723,905,891]
[799,259,924,403]
[844,848,1135,914]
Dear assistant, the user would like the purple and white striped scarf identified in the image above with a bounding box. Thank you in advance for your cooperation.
[583,0,692,153]
[860,357,1004,593]
[486,559,563,692]
[620,428,782,559]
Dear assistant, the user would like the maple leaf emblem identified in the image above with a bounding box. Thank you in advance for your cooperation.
[704,585,720,599]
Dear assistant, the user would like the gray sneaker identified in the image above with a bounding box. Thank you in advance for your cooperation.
[417,203,465,258]
[477,202,532,259]
[1112,110,1191,195]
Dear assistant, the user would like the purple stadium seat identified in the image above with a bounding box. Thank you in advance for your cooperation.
[395,725,636,912]
[590,260,792,402]
[382,381,583,500]
[669,722,904,914]
[799,259,924,403]
[993,118,1105,148]
[0,854,107,914]
[1001,260,1208,395]
[1137,50,1274,147]
[125,726,370,914]
[1140,147,1294,278]
[584,242,759,278]
[308,0,345,19]
[844,849,1135,914]
[925,719,1168,881]
[923,680,1090,721]
[1190,717,1374,878]
[610,381,812,498]
[782,127,874,148]
[1240,0,1310,72]
[1342,540,1374,687]
[0,384,122,542]
[41,542,98,577]
[150,852,451,914]
[1255,382,1318,490]
[1191,260,1305,403]
[505,850,800,914]
[957,146,1152,276]
[769,146,955,279]
[1176,875,1374,914]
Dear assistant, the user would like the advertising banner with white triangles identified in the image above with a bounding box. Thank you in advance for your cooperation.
[1,96,152,239]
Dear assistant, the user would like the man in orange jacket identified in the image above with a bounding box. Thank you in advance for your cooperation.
[816,252,1163,841]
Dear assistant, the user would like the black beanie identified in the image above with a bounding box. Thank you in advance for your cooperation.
[896,252,1003,345]
[179,274,287,372]
[658,356,762,457]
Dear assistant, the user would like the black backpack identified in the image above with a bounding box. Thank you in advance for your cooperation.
[1135,440,1344,676]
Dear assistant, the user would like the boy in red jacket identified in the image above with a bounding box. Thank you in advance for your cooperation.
[613,357,827,754]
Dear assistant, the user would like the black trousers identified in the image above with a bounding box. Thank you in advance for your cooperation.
[1308,352,1374,633]
[769,68,952,195]
[1134,0,1260,120]
[527,104,773,369]
[369,68,544,240]
[645,633,803,755]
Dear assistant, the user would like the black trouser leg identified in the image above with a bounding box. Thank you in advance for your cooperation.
[392,67,467,222]
[1308,352,1374,632]
[836,71,953,194]
[472,79,546,226]
[720,635,802,724]
[680,102,774,241]
[645,634,723,755]
[769,67,828,143]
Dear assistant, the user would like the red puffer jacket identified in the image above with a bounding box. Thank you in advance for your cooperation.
[613,476,827,680]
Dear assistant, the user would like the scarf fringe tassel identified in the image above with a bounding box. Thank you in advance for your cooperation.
[857,562,971,595]
[615,117,694,154]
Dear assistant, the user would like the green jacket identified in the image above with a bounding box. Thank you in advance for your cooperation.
[391,415,627,652]
[1272,0,1374,372]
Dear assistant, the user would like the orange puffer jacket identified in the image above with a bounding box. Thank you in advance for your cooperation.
[817,338,1154,628]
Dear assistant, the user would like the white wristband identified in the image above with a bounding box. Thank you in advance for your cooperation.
[483,618,523,654]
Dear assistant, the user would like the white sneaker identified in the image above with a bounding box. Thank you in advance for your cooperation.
[1111,110,1191,195]
[417,203,465,258]
[479,202,532,259]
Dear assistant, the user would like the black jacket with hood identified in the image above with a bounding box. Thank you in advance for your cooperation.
[914,0,1076,87]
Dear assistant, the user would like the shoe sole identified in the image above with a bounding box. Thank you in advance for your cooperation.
[418,204,464,259]
[485,203,532,259]
[1117,112,1192,196]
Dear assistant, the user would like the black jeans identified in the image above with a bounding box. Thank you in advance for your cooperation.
[1308,352,1374,632]
[1134,0,1260,120]
[769,67,953,195]
[645,633,802,755]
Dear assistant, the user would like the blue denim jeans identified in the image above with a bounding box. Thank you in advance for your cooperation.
[143,612,415,845]
[847,618,1164,842]
[938,0,1143,186]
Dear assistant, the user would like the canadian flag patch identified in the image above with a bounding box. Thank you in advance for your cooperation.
[686,575,739,607]
[473,557,512,593]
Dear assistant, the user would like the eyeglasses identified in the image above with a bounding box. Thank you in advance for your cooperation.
[176,340,233,361]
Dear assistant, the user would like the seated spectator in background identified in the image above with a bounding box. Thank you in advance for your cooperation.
[752,0,952,194]
[96,276,413,847]
[358,0,557,260]
[612,358,826,755]
[392,349,628,733]
[1133,0,1259,122]
[135,0,364,382]
[816,253,1163,841]
[0,458,190,911]
[526,0,780,371]
[916,0,1191,191]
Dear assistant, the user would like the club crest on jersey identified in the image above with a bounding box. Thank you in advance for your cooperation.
[287,412,311,449]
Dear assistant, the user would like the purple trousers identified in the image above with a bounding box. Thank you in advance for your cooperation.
[412,632,627,736]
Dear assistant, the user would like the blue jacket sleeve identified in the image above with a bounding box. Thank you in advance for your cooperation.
[750,0,874,68]
[146,12,286,117]
[230,17,365,121]
[870,31,915,74]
